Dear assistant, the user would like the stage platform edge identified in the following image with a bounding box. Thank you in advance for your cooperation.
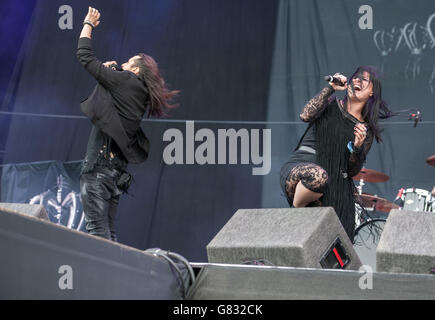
[187,262,435,300]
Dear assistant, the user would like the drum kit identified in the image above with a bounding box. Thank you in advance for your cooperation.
[354,154,435,218]
[353,168,399,221]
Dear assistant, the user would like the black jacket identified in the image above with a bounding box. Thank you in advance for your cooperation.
[76,37,150,164]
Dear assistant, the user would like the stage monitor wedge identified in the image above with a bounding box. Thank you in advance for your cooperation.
[0,202,49,220]
[377,209,435,274]
[207,207,362,270]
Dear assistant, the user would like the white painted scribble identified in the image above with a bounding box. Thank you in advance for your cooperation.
[373,13,435,92]
[29,175,85,231]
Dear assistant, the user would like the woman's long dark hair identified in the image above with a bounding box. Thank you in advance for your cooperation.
[343,66,395,143]
[134,53,179,117]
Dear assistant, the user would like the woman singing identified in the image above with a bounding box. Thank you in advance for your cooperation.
[280,66,394,239]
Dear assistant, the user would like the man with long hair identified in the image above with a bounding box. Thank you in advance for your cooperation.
[280,66,394,239]
[76,7,178,241]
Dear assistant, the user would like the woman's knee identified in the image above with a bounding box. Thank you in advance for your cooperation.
[302,165,329,193]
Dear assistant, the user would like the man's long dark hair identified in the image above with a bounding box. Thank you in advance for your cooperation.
[343,66,395,143]
[134,54,179,117]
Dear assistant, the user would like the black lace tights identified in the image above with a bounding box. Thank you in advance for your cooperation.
[285,163,329,207]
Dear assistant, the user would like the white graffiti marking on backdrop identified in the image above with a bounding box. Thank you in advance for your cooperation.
[373,13,435,92]
[29,175,85,231]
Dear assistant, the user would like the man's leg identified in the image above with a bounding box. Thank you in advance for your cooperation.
[80,173,111,240]
[108,195,120,242]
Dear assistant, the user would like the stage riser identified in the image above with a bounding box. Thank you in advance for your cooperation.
[0,209,182,299]
[188,264,435,300]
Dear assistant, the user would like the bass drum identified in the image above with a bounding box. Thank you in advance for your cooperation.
[402,188,433,212]
[353,218,387,272]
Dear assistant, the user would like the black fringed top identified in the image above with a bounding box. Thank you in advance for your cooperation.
[297,86,374,238]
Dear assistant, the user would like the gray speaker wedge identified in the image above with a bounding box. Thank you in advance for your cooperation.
[377,209,435,274]
[0,202,49,220]
[207,207,362,270]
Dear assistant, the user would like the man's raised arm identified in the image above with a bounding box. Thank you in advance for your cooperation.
[76,7,121,89]
[80,7,100,39]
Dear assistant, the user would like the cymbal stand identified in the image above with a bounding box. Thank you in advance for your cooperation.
[355,176,365,228]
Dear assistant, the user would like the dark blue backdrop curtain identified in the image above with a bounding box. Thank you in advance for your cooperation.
[0,0,38,165]
[1,0,434,262]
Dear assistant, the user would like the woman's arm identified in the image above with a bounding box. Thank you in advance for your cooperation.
[348,131,374,177]
[300,73,347,122]
[299,86,334,122]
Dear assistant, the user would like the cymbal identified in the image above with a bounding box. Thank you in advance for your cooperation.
[426,155,435,166]
[352,168,389,183]
[358,193,400,213]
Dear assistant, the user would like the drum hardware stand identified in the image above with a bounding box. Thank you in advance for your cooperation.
[353,167,398,229]
[355,170,368,229]
[356,178,364,196]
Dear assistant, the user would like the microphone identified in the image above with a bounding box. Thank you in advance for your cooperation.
[109,63,123,71]
[324,75,346,86]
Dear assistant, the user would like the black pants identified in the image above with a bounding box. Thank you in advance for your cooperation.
[80,167,123,242]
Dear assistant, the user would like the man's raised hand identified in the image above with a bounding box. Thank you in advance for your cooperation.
[84,7,101,28]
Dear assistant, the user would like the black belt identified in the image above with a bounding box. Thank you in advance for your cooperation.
[93,165,123,178]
